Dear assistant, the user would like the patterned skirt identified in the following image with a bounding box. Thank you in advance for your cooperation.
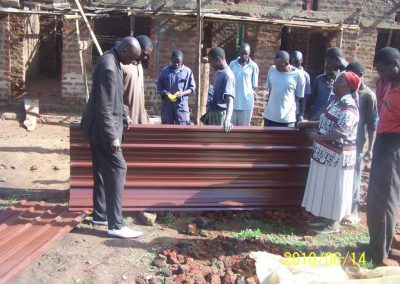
[301,154,354,221]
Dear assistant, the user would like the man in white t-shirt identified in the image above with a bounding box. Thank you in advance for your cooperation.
[263,51,305,127]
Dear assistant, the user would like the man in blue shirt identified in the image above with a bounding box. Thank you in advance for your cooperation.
[157,50,196,124]
[201,47,235,132]
[229,43,259,126]
[305,64,338,120]
[304,47,347,120]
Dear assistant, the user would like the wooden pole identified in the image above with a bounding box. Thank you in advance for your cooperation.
[73,0,103,56]
[75,17,90,102]
[387,29,393,47]
[336,23,343,48]
[200,60,209,118]
[195,0,203,124]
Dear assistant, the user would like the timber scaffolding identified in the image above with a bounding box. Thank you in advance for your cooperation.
[0,0,360,120]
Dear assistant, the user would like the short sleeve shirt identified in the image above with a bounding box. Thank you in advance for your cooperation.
[207,68,235,110]
[229,58,259,110]
[263,66,305,123]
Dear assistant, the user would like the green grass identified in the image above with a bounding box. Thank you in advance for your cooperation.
[227,216,371,267]
[232,228,263,240]
[0,195,18,211]
[158,211,175,227]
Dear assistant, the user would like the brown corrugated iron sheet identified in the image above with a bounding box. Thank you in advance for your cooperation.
[70,124,312,211]
[0,201,88,283]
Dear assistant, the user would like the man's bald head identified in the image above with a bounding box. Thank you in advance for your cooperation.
[240,43,250,53]
[291,51,303,69]
[275,50,290,61]
[274,51,290,72]
[116,36,141,65]
[238,43,251,63]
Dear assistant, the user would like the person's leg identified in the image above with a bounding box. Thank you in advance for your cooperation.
[96,144,127,230]
[352,149,363,214]
[176,104,191,125]
[367,134,400,264]
[90,143,107,222]
[231,110,239,126]
[237,109,252,126]
[161,101,174,124]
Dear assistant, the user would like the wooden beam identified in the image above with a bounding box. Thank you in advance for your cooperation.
[196,0,203,124]
[387,29,393,47]
[75,17,90,102]
[73,0,103,56]
[336,23,344,48]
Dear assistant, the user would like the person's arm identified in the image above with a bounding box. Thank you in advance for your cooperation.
[252,63,259,98]
[224,95,234,132]
[95,68,120,150]
[223,73,235,132]
[309,130,346,141]
[156,68,169,97]
[296,120,319,129]
[304,77,318,118]
[365,94,378,160]
[177,70,196,98]
[295,73,306,121]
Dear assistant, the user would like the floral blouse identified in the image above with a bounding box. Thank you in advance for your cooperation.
[312,94,359,169]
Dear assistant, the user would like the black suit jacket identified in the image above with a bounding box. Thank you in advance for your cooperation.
[80,49,124,144]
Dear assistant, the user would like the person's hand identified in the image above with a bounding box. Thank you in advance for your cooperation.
[124,116,132,130]
[173,91,182,98]
[296,120,307,129]
[167,93,178,102]
[223,120,233,133]
[111,139,121,153]
[364,150,373,161]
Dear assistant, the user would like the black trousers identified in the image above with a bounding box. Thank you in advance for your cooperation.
[90,143,127,230]
[263,118,295,127]
[367,133,400,263]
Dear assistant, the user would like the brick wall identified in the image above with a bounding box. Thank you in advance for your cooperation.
[0,15,10,100]
[9,15,26,96]
[61,19,92,100]
[352,27,378,88]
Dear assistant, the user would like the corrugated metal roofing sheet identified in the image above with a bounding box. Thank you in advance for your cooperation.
[0,201,88,283]
[70,124,312,211]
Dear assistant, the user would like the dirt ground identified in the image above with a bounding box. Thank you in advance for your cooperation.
[1,104,399,284]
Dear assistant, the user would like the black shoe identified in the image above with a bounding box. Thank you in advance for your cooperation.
[389,249,400,261]
[308,217,329,227]
[92,219,108,226]
[314,224,340,234]
[356,241,371,252]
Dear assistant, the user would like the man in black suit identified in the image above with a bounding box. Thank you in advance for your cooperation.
[80,37,142,238]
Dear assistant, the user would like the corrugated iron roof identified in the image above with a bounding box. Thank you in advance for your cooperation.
[70,124,312,211]
[0,201,88,283]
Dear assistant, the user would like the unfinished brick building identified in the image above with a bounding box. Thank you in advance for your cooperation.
[0,0,399,122]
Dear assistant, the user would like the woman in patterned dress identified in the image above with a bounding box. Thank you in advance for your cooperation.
[297,71,361,234]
